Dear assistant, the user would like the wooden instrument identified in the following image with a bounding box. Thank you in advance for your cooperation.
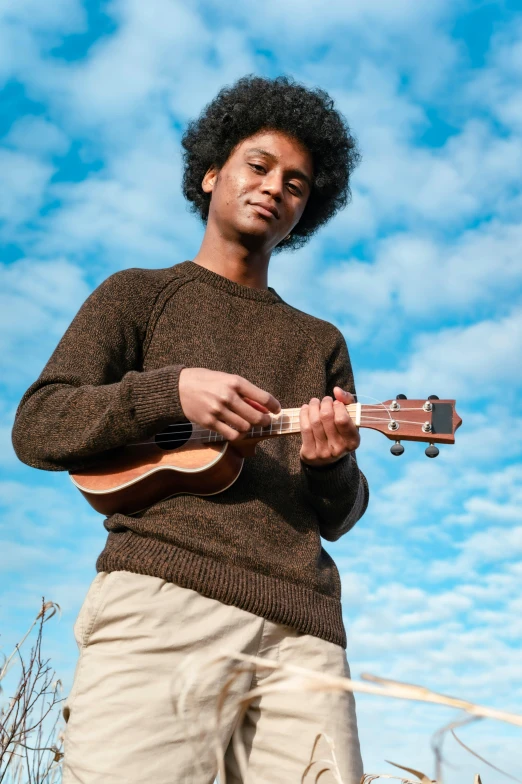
[70,395,462,516]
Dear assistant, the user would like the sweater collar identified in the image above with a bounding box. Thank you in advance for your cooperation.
[173,260,283,304]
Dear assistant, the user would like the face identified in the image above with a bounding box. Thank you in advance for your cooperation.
[202,129,313,252]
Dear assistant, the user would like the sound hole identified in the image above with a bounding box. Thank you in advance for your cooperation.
[154,423,193,451]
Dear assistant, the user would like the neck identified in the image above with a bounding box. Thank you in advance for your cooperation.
[192,222,271,290]
[204,404,360,443]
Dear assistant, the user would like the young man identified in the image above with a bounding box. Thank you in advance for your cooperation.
[12,75,369,783]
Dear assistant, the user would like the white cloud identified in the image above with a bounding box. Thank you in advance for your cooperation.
[4,116,70,156]
[213,0,463,98]
[340,554,522,781]
[66,1,208,122]
[0,149,54,227]
[364,459,454,526]
[430,525,522,579]
[439,408,522,466]
[467,19,522,132]
[273,214,522,347]
[30,121,201,264]
[36,0,256,135]
[0,257,91,388]
[327,115,522,243]
[0,0,85,82]
[447,496,522,527]
[0,399,23,468]
[2,0,85,32]
[361,309,522,402]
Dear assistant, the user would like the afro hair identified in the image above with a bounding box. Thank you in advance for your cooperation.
[181,75,361,252]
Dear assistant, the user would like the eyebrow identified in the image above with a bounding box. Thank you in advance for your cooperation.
[245,147,313,190]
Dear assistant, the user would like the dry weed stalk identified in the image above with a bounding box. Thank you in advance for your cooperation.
[0,599,64,783]
[301,733,343,783]
[173,648,521,784]
[361,773,483,784]
[361,775,431,783]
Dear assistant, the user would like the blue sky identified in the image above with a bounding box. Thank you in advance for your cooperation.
[1,1,521,780]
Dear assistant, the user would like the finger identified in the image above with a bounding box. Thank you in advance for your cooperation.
[320,397,346,443]
[299,404,316,456]
[332,399,361,450]
[235,376,281,414]
[307,398,336,461]
[229,394,273,428]
[216,405,257,437]
[315,397,358,458]
[208,416,249,442]
[327,398,359,444]
[317,396,352,458]
[323,396,352,431]
[308,397,329,448]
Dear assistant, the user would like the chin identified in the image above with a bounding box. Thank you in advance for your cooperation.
[236,221,272,246]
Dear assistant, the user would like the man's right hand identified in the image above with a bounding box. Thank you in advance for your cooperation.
[178,368,281,442]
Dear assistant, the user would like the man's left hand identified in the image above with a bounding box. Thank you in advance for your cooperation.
[300,386,360,468]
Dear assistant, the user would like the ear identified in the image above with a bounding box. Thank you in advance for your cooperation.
[202,166,218,194]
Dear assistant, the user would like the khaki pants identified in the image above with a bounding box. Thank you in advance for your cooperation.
[62,570,363,784]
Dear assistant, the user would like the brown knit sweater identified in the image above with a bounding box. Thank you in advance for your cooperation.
[12,260,369,648]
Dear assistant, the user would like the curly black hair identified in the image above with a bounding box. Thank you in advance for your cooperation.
[181,75,361,252]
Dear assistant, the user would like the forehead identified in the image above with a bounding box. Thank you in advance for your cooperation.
[232,129,313,173]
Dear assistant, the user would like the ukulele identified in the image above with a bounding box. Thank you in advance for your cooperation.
[70,394,462,516]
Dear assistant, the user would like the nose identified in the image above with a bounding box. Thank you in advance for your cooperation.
[261,171,283,202]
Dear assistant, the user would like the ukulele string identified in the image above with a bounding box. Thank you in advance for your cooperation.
[131,411,363,443]
[144,395,402,440]
[126,395,421,447]
[124,412,426,448]
[124,394,426,448]
[128,396,429,446]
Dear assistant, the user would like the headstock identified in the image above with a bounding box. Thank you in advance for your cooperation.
[359,395,462,458]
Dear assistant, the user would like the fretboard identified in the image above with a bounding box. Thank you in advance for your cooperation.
[205,403,360,442]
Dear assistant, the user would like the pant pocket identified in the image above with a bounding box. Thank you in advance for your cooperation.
[73,571,113,650]
[64,572,116,725]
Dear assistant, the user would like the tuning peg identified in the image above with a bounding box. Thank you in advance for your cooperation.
[390,441,404,456]
[425,444,439,458]
[428,395,439,400]
[396,394,407,400]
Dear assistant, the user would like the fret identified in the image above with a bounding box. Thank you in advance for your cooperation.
[205,403,359,445]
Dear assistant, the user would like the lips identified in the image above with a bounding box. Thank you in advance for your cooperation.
[250,202,279,219]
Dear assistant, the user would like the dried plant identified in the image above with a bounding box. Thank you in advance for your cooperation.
[0,599,64,783]
[172,648,522,784]
[2,604,519,784]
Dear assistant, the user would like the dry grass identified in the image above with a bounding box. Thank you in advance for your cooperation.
[2,604,520,783]
[0,600,64,783]
[174,648,522,784]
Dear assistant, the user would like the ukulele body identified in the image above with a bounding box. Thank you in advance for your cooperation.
[70,432,249,516]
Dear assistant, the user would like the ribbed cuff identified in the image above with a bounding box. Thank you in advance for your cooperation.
[127,364,186,433]
[301,452,357,498]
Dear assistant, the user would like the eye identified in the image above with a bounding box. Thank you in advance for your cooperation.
[287,183,303,196]
[249,163,266,173]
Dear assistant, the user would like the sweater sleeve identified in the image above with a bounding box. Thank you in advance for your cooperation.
[300,326,369,542]
[11,270,187,473]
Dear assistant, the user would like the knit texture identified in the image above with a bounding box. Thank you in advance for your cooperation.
[12,260,369,648]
